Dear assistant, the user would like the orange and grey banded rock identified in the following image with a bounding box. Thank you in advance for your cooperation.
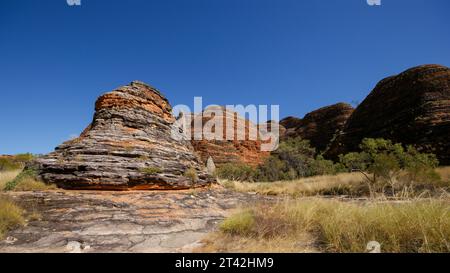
[34,81,215,190]
[326,64,450,165]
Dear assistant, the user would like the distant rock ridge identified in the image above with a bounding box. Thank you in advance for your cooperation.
[35,81,215,190]
[326,64,450,165]
[280,103,355,152]
[188,106,270,167]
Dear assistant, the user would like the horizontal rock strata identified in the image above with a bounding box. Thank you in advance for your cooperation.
[34,81,215,190]
[326,64,450,165]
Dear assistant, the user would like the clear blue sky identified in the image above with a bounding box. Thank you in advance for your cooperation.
[1,0,449,154]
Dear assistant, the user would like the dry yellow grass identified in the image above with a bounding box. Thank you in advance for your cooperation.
[436,166,450,182]
[0,170,21,190]
[12,177,57,191]
[220,172,366,197]
[199,197,450,253]
[1,169,56,191]
[221,166,450,198]
[0,195,25,239]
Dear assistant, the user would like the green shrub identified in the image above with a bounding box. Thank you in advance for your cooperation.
[256,138,341,182]
[256,157,291,182]
[339,138,442,195]
[309,155,339,176]
[402,146,440,184]
[216,163,257,182]
[339,152,369,172]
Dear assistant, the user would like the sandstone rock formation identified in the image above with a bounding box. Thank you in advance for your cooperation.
[34,81,215,190]
[0,189,275,253]
[326,65,450,165]
[188,106,270,167]
[280,103,354,151]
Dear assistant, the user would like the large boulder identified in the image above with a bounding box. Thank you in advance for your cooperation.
[326,64,450,165]
[280,103,354,151]
[35,81,215,190]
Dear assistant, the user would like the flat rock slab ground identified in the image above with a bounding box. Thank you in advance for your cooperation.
[0,188,271,253]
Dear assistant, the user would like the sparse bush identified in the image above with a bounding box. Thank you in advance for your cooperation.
[184,167,198,183]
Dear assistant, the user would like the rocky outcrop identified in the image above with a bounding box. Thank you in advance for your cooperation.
[326,65,450,165]
[189,107,270,167]
[34,81,215,190]
[0,189,275,253]
[280,103,354,151]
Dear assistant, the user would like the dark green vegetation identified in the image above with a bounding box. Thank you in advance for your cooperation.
[216,138,446,197]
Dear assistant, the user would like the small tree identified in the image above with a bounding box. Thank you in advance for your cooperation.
[340,138,441,197]
[339,152,369,172]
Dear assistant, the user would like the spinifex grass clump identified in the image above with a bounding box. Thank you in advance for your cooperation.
[219,198,450,253]
[0,195,25,239]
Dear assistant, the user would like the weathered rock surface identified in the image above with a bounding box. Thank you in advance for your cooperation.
[0,189,274,253]
[189,107,270,167]
[326,65,450,164]
[34,81,215,190]
[280,103,354,151]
